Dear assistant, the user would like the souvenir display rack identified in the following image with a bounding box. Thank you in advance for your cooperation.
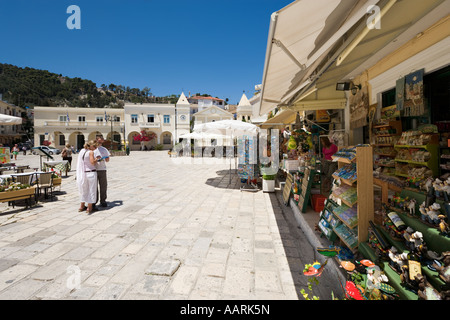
[358,186,450,300]
[393,131,439,179]
[373,120,402,175]
[319,145,374,250]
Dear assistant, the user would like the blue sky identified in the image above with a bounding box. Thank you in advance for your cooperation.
[0,0,293,105]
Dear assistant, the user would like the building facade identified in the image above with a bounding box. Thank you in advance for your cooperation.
[33,107,125,151]
[0,100,25,146]
[33,92,193,151]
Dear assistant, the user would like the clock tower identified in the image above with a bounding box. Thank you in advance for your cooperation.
[175,92,191,143]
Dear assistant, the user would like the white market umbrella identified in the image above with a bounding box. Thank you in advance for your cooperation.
[193,120,260,186]
[0,114,22,125]
[179,132,224,140]
[193,119,259,136]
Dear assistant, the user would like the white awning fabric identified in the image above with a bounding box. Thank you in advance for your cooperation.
[260,109,297,129]
[258,0,380,116]
[0,113,22,125]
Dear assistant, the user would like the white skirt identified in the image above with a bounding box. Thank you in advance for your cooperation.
[78,171,97,204]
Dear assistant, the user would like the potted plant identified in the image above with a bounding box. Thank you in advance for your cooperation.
[51,170,62,186]
[262,174,275,193]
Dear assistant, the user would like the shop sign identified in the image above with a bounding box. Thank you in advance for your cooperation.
[316,110,330,123]
[66,127,87,130]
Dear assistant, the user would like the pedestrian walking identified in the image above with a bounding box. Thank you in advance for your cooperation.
[61,143,73,169]
[76,140,100,214]
[94,136,110,207]
[12,144,19,160]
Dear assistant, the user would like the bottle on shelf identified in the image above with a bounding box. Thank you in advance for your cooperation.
[387,211,407,231]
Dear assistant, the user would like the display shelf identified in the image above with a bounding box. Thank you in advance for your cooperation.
[440,145,450,175]
[332,203,358,228]
[321,146,374,250]
[393,137,439,178]
[332,173,356,186]
[332,185,357,208]
[333,224,358,250]
[373,121,402,165]
[331,156,355,164]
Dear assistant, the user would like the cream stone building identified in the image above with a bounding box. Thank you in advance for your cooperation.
[123,92,190,151]
[0,99,25,146]
[33,107,125,151]
[33,93,193,152]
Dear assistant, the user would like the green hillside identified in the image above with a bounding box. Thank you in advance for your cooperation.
[0,63,178,108]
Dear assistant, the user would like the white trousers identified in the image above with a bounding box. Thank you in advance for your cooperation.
[78,171,98,204]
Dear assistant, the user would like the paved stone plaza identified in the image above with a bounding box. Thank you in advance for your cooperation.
[0,151,341,300]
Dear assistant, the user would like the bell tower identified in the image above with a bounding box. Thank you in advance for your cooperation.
[175,92,191,143]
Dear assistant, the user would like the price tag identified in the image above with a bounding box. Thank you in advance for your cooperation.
[409,260,422,280]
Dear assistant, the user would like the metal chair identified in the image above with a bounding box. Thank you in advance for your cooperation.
[37,172,54,200]
[11,173,34,186]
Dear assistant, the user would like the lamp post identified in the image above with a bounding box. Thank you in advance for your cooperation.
[105,114,118,150]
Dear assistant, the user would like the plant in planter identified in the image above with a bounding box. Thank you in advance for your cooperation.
[51,169,62,186]
[262,174,275,193]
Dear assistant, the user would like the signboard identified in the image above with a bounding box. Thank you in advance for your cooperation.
[283,173,293,205]
[316,110,330,123]
[0,148,11,164]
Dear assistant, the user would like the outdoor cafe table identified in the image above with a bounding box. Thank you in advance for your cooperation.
[43,160,70,177]
[0,171,46,205]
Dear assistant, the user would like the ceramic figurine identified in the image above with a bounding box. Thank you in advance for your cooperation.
[404,227,426,257]
[419,201,427,221]
[438,215,450,237]
[443,178,450,196]
[407,198,417,216]
[416,274,441,300]
[420,177,433,193]
[388,247,408,274]
[433,251,450,284]
[427,203,441,225]
[433,178,443,198]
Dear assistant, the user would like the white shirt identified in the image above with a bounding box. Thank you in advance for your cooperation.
[94,146,111,171]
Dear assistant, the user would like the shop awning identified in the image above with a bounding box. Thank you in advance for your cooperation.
[260,109,297,129]
[258,0,380,116]
[258,0,449,117]
[0,114,22,125]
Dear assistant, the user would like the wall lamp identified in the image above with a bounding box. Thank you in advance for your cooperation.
[336,81,351,91]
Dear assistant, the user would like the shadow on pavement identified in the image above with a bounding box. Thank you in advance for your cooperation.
[267,191,344,300]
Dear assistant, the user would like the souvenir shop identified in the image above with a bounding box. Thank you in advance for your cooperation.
[270,46,450,300]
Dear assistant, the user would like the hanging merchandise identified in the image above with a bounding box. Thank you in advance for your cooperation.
[349,86,369,129]
[396,77,405,111]
[237,135,259,186]
[287,135,297,151]
[402,69,426,117]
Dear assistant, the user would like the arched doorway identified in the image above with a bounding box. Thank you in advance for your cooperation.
[88,131,103,142]
[161,131,173,150]
[69,132,85,152]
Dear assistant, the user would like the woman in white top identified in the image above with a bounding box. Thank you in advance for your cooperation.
[76,140,100,214]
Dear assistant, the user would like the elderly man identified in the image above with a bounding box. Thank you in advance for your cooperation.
[94,136,111,207]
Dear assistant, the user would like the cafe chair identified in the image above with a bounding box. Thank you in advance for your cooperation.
[11,173,34,186]
[37,172,54,200]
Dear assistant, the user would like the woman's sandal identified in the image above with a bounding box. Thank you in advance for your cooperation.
[78,206,87,212]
